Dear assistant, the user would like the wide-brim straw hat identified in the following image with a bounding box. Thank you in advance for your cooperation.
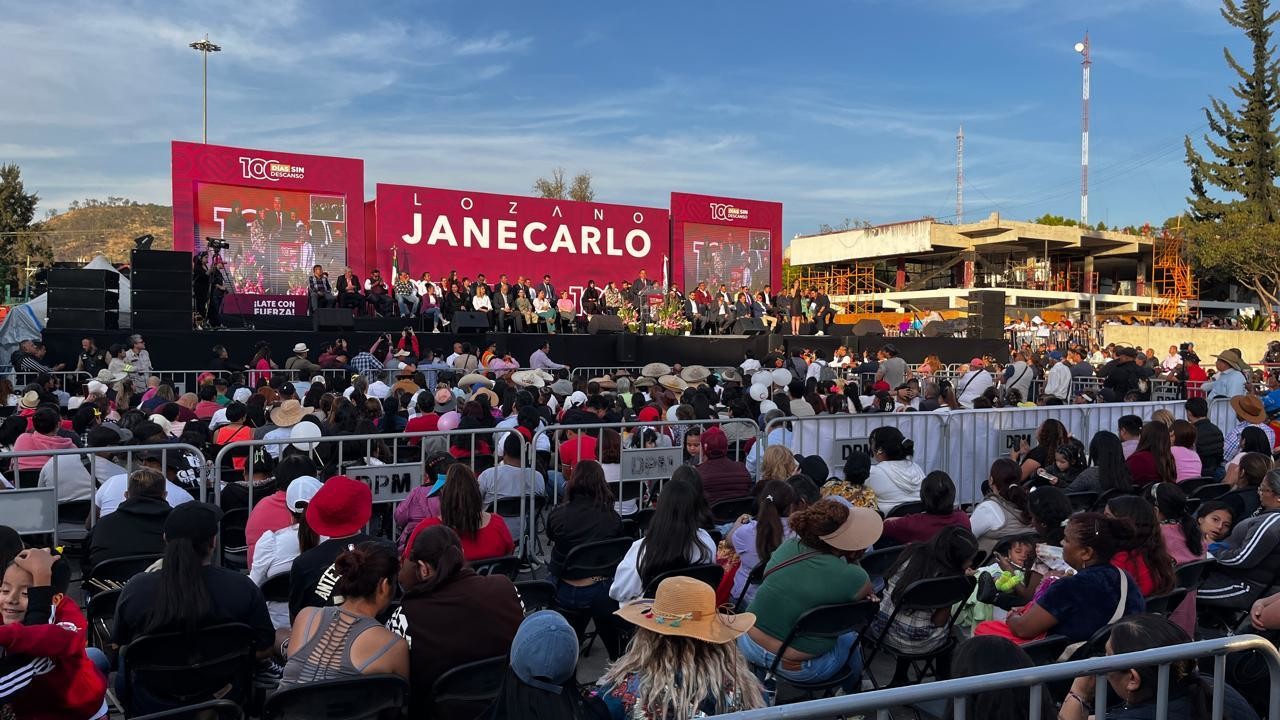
[720,367,743,383]
[459,373,494,388]
[534,369,556,384]
[1216,349,1249,374]
[470,387,500,406]
[18,391,39,410]
[641,362,672,379]
[614,576,755,644]
[680,365,711,385]
[511,370,545,388]
[634,377,656,389]
[270,399,314,428]
[95,369,126,384]
[658,375,688,393]
[1231,394,1267,424]
[590,376,617,390]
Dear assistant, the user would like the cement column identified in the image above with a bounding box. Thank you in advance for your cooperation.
[1083,255,1094,294]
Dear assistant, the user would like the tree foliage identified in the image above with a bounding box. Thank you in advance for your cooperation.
[0,164,39,285]
[1188,205,1280,307]
[533,168,596,202]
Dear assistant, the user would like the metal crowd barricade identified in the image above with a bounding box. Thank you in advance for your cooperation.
[0,442,210,540]
[766,412,948,487]
[12,370,91,392]
[147,368,305,395]
[717,634,1280,720]
[532,418,761,506]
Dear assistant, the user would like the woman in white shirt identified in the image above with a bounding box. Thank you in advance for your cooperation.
[969,458,1035,551]
[609,472,715,602]
[865,426,927,514]
[533,290,558,333]
[250,476,324,628]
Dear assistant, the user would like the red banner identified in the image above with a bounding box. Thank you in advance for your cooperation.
[221,294,308,316]
[374,184,671,291]
[670,192,783,294]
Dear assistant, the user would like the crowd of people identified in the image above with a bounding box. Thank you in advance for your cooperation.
[0,326,1279,719]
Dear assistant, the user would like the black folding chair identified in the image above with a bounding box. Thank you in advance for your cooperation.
[263,674,408,720]
[734,563,766,612]
[260,573,291,604]
[710,496,757,525]
[118,623,257,716]
[220,508,249,571]
[861,575,976,688]
[86,587,122,652]
[472,555,522,579]
[132,699,244,720]
[514,579,557,615]
[1180,476,1217,495]
[1065,491,1098,513]
[1191,482,1231,501]
[632,508,656,536]
[859,546,905,585]
[1143,587,1190,616]
[1019,634,1071,666]
[84,553,163,601]
[426,655,507,720]
[555,537,633,655]
[756,600,879,701]
[1175,558,1216,592]
[643,563,725,597]
[884,501,926,519]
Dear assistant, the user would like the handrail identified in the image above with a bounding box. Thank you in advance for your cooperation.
[717,634,1280,720]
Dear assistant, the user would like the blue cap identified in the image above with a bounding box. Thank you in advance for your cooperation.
[1047,351,1064,361]
[510,610,578,694]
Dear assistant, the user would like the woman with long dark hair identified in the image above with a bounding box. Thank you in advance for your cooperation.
[281,542,408,685]
[1017,418,1068,481]
[1064,430,1134,495]
[609,476,715,602]
[1145,482,1205,637]
[547,461,628,659]
[1060,614,1257,720]
[1105,495,1176,597]
[949,636,1056,720]
[404,463,514,561]
[394,525,523,718]
[970,458,1034,551]
[725,479,797,606]
[1126,421,1177,487]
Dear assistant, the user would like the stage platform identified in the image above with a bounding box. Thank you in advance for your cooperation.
[42,319,1006,371]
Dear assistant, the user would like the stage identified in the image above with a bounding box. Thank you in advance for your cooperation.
[42,321,1007,372]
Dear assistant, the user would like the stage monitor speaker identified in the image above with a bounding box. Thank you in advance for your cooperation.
[130,269,189,292]
[131,309,188,330]
[589,314,624,335]
[48,269,118,291]
[313,307,355,332]
[617,333,638,363]
[850,319,886,337]
[732,318,767,335]
[921,321,952,338]
[130,249,189,272]
[47,308,118,330]
[452,311,491,333]
[131,291,191,312]
[48,289,119,311]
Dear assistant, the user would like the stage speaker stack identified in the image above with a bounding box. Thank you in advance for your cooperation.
[967,290,1006,340]
[47,269,119,330]
[452,311,490,334]
[314,307,355,332]
[130,250,190,330]
[850,318,886,337]
[589,315,624,335]
[732,318,767,335]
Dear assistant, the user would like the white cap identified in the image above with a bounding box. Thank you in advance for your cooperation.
[233,388,252,403]
[286,476,324,512]
[566,391,588,408]
[87,380,107,396]
[67,397,84,411]
[148,414,173,435]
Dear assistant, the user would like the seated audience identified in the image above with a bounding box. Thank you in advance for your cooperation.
[697,426,753,506]
[88,468,170,571]
[726,479,797,607]
[1104,495,1176,597]
[610,476,716,602]
[970,458,1034,551]
[880,470,971,545]
[487,610,607,720]
[1223,451,1270,520]
[289,476,376,620]
[404,464,515,562]
[1144,482,1205,637]
[244,455,319,565]
[948,636,1056,719]
[864,426,925,514]
[821,450,878,510]
[1063,430,1134,495]
[250,476,323,629]
[1169,419,1203,481]
[1125,421,1178,487]
[1199,468,1280,611]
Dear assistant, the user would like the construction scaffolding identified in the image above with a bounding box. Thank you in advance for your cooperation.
[1151,223,1196,322]
[801,264,878,314]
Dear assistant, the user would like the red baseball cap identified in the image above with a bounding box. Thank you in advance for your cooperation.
[306,476,372,537]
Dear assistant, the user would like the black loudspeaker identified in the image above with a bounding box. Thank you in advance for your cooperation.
[130,249,189,272]
[47,308,118,330]
[48,269,118,290]
[131,291,191,312]
[48,288,119,311]
[589,314,625,335]
[130,269,189,292]
[452,311,490,333]
[850,319,885,337]
[617,333,638,363]
[132,309,188,330]
[314,307,355,331]
[732,318,767,335]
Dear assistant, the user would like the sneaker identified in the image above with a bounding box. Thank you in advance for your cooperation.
[815,330,825,336]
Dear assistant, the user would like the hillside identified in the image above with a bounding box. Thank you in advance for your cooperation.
[40,203,173,263]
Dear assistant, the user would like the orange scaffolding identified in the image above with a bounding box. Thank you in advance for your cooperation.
[1151,223,1196,322]
[801,264,877,314]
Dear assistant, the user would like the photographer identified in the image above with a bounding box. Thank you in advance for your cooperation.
[208,256,228,327]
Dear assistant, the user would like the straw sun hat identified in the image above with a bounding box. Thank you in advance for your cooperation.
[615,576,755,644]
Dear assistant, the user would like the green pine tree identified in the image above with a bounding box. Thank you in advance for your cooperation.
[0,164,40,287]
[1184,0,1280,221]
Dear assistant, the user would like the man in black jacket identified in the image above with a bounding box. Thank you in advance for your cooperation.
[88,468,170,571]
[1186,396,1225,478]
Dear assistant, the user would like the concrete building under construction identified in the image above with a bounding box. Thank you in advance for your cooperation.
[786,213,1247,320]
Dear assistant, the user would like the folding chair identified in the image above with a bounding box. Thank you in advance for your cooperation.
[755,600,879,702]
[1175,558,1216,592]
[643,563,725,598]
[132,699,244,720]
[1191,482,1231,501]
[1019,634,1071,666]
[514,579,557,615]
[861,575,976,688]
[263,674,408,720]
[117,623,257,716]
[884,501,926,519]
[471,555,522,579]
[426,656,507,720]
[710,496,757,525]
[1065,491,1098,513]
[859,546,905,586]
[220,508,249,571]
[554,537,632,656]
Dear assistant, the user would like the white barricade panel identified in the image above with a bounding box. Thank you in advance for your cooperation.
[787,413,946,486]
[348,463,421,505]
[1087,400,1186,441]
[621,447,682,481]
[0,487,57,536]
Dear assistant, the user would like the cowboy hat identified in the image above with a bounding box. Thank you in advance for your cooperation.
[18,391,39,410]
[720,367,743,383]
[634,376,656,389]
[641,362,672,378]
[658,374,688,393]
[679,365,711,385]
[434,387,457,413]
[94,368,126,384]
[292,342,309,354]
[470,387,500,407]
[1216,349,1249,373]
[270,399,314,428]
[550,379,573,396]
[534,369,556,384]
[458,373,494,389]
[590,376,617,390]
[614,576,755,644]
[511,370,545,389]
[1231,394,1268,424]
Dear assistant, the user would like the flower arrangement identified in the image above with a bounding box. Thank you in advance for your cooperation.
[651,295,693,336]
[618,302,640,333]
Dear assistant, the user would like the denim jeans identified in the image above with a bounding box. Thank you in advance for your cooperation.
[737,631,863,691]
[554,577,624,659]
[396,293,417,316]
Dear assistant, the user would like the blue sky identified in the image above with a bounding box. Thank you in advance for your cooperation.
[0,0,1241,241]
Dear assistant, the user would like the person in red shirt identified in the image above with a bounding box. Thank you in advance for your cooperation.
[404,464,514,562]
[404,392,439,446]
[0,548,107,720]
[558,428,599,476]
[244,456,319,565]
[880,470,971,545]
[1105,495,1175,598]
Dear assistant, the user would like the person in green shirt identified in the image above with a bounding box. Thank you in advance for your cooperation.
[737,498,882,689]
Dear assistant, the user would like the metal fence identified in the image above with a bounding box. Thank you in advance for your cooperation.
[716,634,1280,720]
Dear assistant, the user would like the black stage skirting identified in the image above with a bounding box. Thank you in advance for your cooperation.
[41,321,1006,371]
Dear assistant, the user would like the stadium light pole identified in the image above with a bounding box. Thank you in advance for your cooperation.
[1074,33,1090,227]
[189,34,222,143]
